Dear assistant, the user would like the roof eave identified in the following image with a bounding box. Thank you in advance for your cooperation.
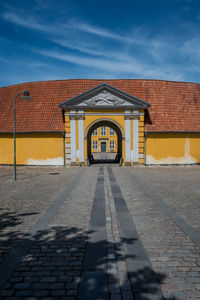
[60,104,149,110]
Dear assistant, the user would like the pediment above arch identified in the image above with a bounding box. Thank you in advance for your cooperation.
[59,83,150,109]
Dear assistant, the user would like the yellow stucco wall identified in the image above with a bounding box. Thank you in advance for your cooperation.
[146,133,200,164]
[0,133,64,165]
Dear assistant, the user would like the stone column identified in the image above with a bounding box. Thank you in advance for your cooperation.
[133,110,139,162]
[124,110,131,165]
[69,110,77,165]
[78,110,85,165]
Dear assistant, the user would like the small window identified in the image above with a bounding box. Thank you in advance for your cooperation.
[92,129,98,136]
[93,140,98,150]
[109,128,115,136]
[110,140,115,150]
[101,126,106,136]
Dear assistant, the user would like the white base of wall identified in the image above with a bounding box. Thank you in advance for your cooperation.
[146,155,197,165]
[27,157,64,165]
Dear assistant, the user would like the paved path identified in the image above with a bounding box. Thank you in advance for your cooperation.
[0,165,199,299]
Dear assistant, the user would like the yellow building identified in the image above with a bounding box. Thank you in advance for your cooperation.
[0,79,200,166]
[91,127,117,153]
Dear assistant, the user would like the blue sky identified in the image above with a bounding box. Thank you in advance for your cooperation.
[0,0,199,87]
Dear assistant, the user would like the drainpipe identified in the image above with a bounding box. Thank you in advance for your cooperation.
[63,131,66,166]
[144,132,146,165]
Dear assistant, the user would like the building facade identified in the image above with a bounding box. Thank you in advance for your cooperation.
[0,79,200,166]
[91,127,118,154]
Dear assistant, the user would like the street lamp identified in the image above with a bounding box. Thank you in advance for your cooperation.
[13,90,32,180]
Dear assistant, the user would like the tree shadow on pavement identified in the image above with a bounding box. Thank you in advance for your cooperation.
[0,223,180,300]
[0,210,38,263]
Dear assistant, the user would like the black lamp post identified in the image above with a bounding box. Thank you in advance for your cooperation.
[14,90,32,180]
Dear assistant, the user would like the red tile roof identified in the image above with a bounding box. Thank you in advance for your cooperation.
[0,79,199,133]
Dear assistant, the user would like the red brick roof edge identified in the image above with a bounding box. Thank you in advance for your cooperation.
[0,79,200,133]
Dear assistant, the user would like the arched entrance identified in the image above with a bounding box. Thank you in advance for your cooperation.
[60,83,149,166]
[85,119,124,164]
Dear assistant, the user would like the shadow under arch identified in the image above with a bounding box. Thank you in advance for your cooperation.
[85,118,124,164]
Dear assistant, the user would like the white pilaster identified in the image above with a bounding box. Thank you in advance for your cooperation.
[125,110,131,163]
[133,110,139,162]
[78,110,84,163]
[70,110,76,163]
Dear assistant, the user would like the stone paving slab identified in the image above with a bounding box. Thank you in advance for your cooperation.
[0,166,97,299]
[113,166,200,300]
[129,166,200,231]
[0,165,199,299]
[0,166,81,263]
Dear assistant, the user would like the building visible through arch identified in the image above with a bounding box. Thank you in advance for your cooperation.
[86,119,123,163]
[0,79,200,166]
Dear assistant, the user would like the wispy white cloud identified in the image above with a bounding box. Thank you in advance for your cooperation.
[2,12,55,32]
[1,8,200,83]
[2,11,163,48]
[182,37,200,60]
[52,38,134,63]
[35,48,183,80]
[67,21,132,44]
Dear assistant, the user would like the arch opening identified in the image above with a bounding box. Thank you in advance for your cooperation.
[86,119,123,164]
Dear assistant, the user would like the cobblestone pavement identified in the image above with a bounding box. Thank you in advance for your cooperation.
[0,166,82,264]
[127,166,200,231]
[113,166,200,300]
[0,165,199,299]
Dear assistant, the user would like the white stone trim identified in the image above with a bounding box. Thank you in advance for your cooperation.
[78,110,84,163]
[70,110,76,162]
[133,110,139,162]
[139,153,144,159]
[125,110,131,162]
[65,112,144,116]
[131,150,134,161]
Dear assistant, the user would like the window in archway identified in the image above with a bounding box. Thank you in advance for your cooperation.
[93,140,98,150]
[110,140,115,150]
[109,128,115,136]
[101,126,106,136]
[92,128,98,136]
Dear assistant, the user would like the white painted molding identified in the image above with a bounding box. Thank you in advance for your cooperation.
[131,150,134,161]
[78,110,84,163]
[65,112,144,116]
[70,110,76,162]
[133,110,139,162]
[125,110,131,162]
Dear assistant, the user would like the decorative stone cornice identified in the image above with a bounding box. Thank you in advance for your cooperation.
[124,113,140,120]
[77,113,85,120]
[69,113,85,120]
[84,90,125,106]
[69,113,77,120]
